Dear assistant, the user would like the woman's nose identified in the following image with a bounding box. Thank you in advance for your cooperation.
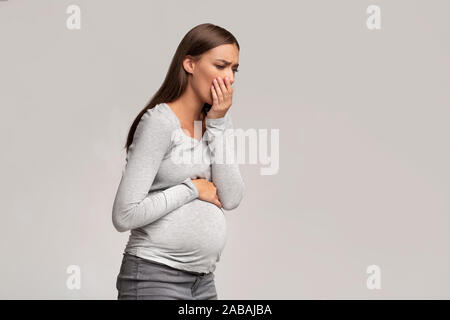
[226,75,234,85]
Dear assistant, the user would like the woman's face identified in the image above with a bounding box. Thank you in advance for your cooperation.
[185,44,239,105]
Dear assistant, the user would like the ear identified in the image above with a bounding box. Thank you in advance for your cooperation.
[182,55,195,75]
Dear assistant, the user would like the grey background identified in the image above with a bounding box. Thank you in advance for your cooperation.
[0,0,449,299]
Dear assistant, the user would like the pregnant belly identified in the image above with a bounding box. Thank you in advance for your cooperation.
[142,199,227,257]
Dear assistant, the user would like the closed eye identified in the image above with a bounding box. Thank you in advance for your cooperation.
[216,65,239,73]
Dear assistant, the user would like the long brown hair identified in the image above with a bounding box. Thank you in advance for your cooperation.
[124,23,240,153]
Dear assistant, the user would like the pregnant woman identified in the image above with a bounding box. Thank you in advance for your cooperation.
[112,23,244,300]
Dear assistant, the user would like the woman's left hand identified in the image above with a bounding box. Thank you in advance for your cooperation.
[206,76,234,119]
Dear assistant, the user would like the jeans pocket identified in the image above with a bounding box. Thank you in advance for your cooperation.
[116,254,140,295]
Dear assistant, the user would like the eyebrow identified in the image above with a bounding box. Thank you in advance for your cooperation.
[215,59,239,68]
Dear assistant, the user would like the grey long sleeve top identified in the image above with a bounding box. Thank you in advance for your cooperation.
[112,102,244,274]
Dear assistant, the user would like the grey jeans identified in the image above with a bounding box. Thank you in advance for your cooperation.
[116,253,218,300]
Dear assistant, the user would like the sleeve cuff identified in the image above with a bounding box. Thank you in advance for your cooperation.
[181,177,199,199]
[205,114,228,127]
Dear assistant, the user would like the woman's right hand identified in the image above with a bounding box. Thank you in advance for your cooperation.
[191,178,222,208]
